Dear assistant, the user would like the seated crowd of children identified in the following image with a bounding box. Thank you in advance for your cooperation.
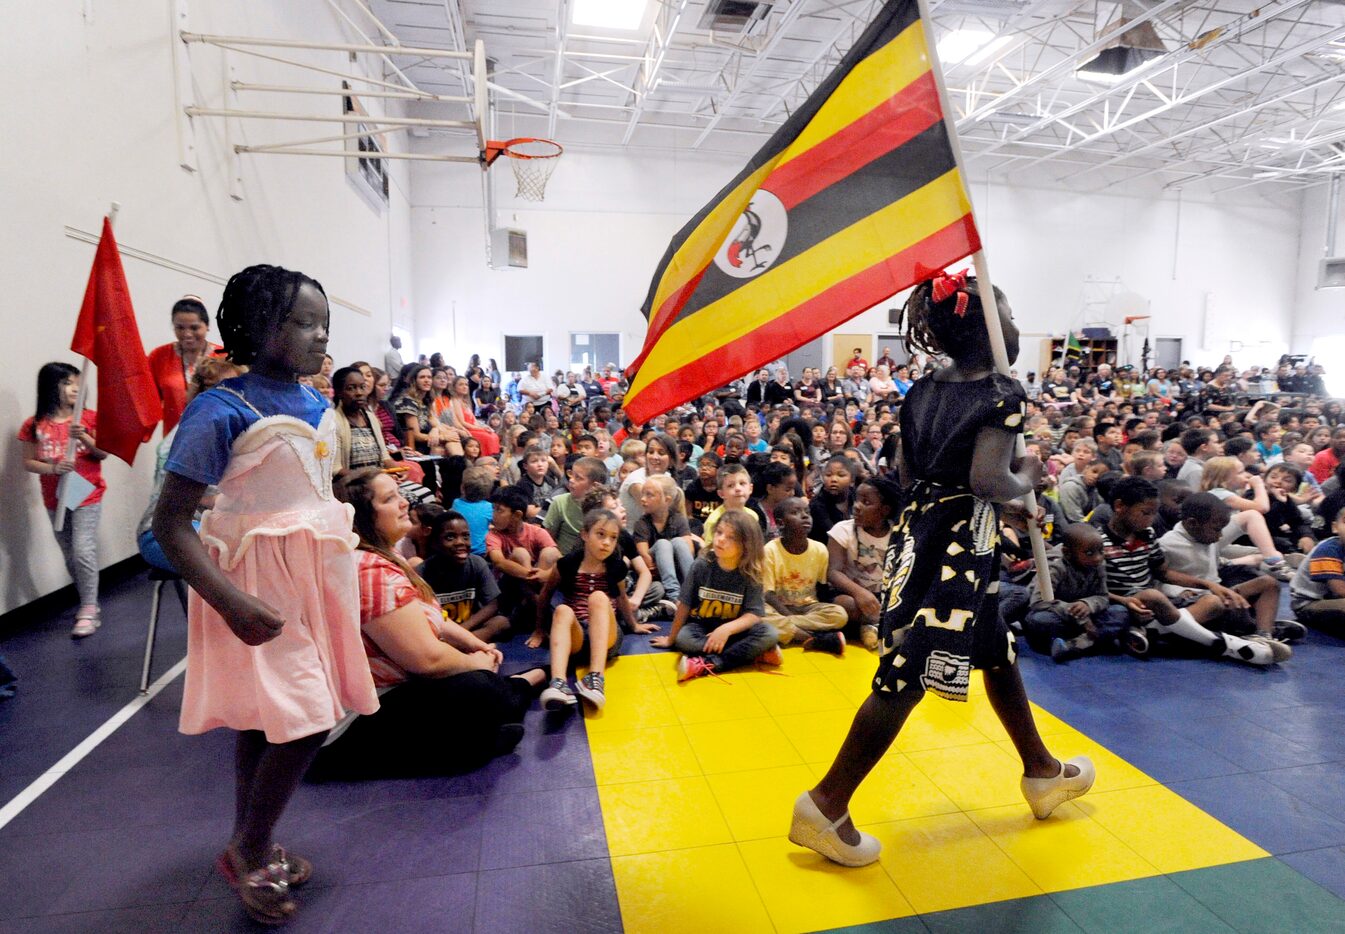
[326,355,1345,706]
[18,349,1345,711]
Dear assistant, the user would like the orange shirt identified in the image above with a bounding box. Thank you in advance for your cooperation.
[147,342,223,433]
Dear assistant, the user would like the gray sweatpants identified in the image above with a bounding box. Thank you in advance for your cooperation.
[48,504,101,607]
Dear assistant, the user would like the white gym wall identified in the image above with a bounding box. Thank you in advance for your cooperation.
[1,1,415,613]
[2,0,1338,614]
[409,144,1301,378]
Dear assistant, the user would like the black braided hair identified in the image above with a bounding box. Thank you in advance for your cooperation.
[899,276,1005,361]
[216,264,325,365]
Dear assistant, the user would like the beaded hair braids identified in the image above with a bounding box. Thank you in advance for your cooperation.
[216,264,326,365]
[899,272,1005,361]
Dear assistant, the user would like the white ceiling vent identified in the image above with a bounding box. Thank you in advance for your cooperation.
[697,0,773,34]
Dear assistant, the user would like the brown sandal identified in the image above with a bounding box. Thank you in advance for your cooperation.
[215,847,297,926]
[269,845,312,887]
[218,844,313,888]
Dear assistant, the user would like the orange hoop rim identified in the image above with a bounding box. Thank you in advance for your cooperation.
[484,137,563,166]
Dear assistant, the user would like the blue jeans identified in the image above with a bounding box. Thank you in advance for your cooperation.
[998,581,1033,627]
[651,538,695,603]
[1023,604,1130,654]
[673,619,777,672]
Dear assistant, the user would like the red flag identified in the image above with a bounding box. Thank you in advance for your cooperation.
[69,218,162,464]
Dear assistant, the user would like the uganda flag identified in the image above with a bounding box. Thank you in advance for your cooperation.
[622,0,979,425]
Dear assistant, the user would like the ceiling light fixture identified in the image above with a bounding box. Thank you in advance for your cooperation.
[572,0,648,30]
[937,28,1012,67]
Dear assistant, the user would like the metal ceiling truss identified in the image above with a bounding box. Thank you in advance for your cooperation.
[175,0,1345,192]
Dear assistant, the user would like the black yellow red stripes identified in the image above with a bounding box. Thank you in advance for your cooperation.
[624,0,980,425]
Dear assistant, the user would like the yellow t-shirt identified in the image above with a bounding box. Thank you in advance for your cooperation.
[762,538,830,607]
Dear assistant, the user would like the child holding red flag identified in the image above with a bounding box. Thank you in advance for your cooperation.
[19,363,107,637]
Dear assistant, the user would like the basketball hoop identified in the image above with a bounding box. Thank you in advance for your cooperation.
[484,137,563,202]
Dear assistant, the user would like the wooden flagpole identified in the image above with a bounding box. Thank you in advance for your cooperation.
[916,0,1054,601]
[55,201,118,534]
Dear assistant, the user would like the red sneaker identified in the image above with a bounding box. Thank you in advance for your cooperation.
[677,655,714,682]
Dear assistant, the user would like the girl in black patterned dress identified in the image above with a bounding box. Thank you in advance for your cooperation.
[790,272,1095,867]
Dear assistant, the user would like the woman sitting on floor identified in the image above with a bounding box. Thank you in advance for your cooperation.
[311,468,545,779]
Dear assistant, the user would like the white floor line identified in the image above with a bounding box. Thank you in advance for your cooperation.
[0,656,187,832]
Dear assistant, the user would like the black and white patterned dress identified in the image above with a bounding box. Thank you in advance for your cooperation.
[872,373,1024,702]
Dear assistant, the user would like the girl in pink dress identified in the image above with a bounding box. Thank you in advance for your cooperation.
[153,265,378,926]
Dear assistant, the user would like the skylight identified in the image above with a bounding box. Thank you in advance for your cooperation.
[572,0,647,31]
[937,28,1012,67]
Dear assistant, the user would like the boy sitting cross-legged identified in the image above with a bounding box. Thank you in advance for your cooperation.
[762,498,848,655]
[421,511,510,642]
[1101,477,1285,666]
[1159,493,1303,650]
[487,485,563,631]
[1025,523,1135,663]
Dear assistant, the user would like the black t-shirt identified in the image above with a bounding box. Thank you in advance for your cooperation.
[765,381,793,406]
[1200,385,1235,412]
[633,511,692,545]
[1042,380,1073,401]
[1266,496,1309,543]
[809,489,852,543]
[898,373,1026,487]
[420,554,500,624]
[684,480,721,530]
[681,556,765,620]
[475,387,500,407]
[616,529,637,561]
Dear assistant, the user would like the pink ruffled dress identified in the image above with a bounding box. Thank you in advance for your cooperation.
[179,400,379,743]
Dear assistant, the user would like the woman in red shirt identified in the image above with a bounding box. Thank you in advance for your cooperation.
[146,295,223,433]
[18,362,108,636]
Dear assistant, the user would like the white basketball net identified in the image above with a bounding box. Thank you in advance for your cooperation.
[504,139,562,202]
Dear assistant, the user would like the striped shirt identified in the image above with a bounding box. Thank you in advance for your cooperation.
[1099,525,1164,596]
[1290,537,1345,609]
[357,551,447,689]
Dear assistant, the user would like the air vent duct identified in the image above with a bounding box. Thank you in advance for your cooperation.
[1077,4,1167,83]
[698,0,773,33]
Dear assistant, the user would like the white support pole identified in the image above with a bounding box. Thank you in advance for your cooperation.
[171,0,197,172]
[244,128,408,151]
[232,82,471,103]
[56,202,118,534]
[234,147,480,162]
[474,39,489,152]
[219,42,440,96]
[179,32,473,60]
[918,0,1054,601]
[185,107,475,129]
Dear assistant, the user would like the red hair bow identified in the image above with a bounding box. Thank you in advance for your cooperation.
[930,269,970,317]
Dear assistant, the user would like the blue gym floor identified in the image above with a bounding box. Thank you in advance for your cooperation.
[2,572,1344,933]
